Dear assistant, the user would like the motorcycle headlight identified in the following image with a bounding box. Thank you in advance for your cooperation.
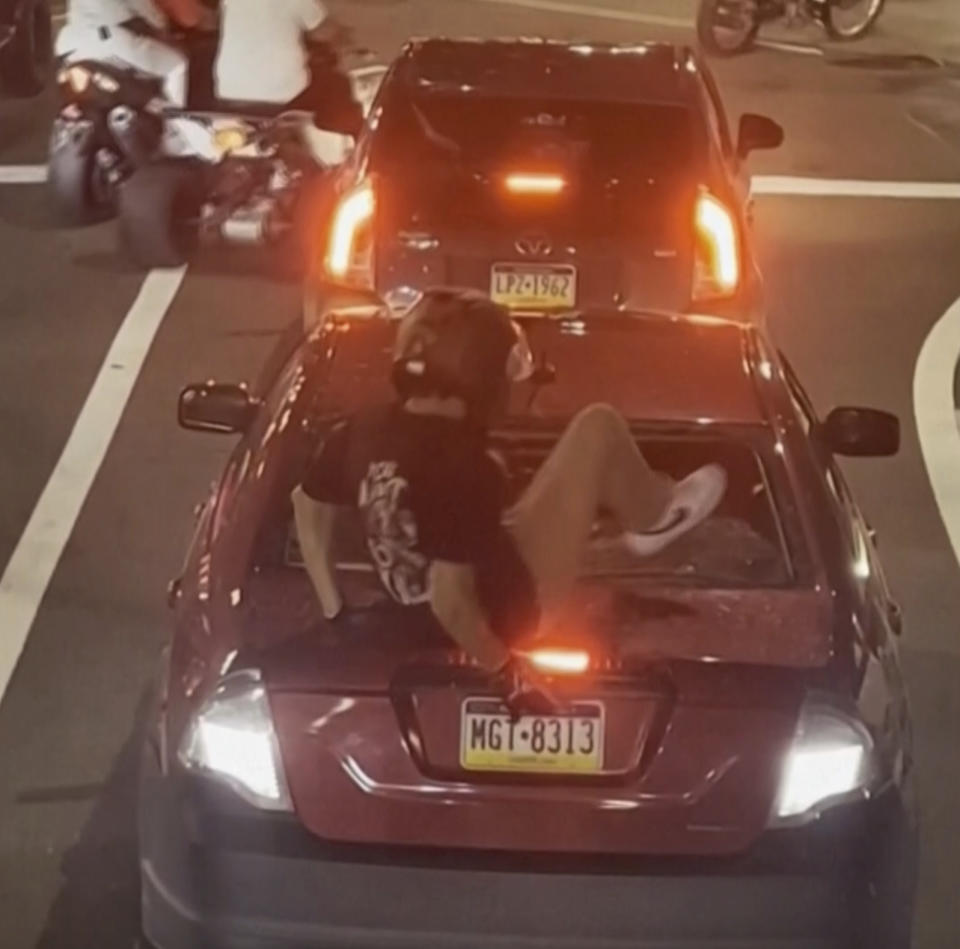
[772,699,874,824]
[92,71,120,94]
[178,670,292,811]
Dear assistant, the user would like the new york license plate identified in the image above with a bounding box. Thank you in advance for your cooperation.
[490,264,577,311]
[460,698,604,774]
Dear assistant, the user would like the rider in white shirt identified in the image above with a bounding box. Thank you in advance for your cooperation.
[56,0,212,107]
[215,0,360,134]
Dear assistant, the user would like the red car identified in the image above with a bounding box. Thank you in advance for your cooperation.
[141,303,916,949]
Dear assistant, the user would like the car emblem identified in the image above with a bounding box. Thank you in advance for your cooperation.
[515,236,552,257]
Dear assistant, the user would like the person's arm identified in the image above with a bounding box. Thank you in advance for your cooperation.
[295,418,353,619]
[429,561,511,671]
[306,16,352,47]
[292,485,343,620]
[297,0,352,46]
[155,0,207,30]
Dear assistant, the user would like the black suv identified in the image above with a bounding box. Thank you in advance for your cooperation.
[308,39,783,326]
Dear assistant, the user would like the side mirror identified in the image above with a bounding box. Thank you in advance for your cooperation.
[178,383,259,434]
[819,407,900,458]
[737,113,784,158]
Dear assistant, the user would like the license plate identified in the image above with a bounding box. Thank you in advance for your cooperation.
[490,264,577,311]
[460,698,604,774]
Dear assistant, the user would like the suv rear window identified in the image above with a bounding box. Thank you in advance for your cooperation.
[372,92,699,181]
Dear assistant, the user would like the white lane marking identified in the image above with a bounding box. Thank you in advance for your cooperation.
[0,165,47,185]
[915,295,960,570]
[0,267,187,705]
[464,0,691,29]
[752,176,960,199]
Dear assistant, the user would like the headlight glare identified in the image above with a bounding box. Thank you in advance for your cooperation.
[179,671,292,811]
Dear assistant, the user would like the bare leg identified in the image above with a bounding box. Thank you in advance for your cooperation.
[503,404,675,602]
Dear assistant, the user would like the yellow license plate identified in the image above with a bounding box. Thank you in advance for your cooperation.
[460,698,604,774]
[490,264,577,311]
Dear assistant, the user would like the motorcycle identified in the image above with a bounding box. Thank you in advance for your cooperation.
[697,0,887,56]
[116,55,386,269]
[47,30,220,225]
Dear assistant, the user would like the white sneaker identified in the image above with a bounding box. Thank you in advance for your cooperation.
[621,464,728,558]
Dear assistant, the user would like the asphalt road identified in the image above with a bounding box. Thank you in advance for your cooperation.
[2,1,960,947]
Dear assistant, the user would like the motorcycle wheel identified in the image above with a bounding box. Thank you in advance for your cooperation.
[0,0,52,96]
[118,162,204,269]
[822,0,887,40]
[48,127,117,225]
[697,0,761,56]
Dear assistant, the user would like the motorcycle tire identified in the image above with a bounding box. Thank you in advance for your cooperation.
[0,0,52,96]
[118,162,205,269]
[821,0,887,40]
[696,0,760,56]
[47,126,116,225]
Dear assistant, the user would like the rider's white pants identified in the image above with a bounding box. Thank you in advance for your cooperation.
[56,24,187,106]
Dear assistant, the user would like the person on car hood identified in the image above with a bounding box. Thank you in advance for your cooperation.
[55,0,211,107]
[214,0,360,134]
[292,288,727,705]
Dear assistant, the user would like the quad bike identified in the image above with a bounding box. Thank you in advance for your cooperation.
[116,58,386,269]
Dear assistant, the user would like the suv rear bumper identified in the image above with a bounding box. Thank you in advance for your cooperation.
[140,743,915,949]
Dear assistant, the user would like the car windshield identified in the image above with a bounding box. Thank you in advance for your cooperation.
[371,91,699,181]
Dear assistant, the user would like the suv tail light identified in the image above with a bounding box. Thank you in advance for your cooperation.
[324,180,375,288]
[692,190,740,302]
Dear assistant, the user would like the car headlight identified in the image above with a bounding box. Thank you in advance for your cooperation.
[773,699,874,824]
[178,670,292,811]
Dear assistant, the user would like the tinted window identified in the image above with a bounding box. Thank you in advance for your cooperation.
[373,92,699,180]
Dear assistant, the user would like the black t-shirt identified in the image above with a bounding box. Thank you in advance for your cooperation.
[302,404,539,643]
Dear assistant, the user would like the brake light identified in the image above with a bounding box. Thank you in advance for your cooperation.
[692,190,740,301]
[325,181,375,286]
[521,647,590,675]
[504,173,566,196]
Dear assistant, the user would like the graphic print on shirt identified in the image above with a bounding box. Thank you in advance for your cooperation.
[358,461,430,604]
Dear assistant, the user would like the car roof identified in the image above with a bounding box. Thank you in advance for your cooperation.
[394,38,703,105]
[314,312,769,427]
